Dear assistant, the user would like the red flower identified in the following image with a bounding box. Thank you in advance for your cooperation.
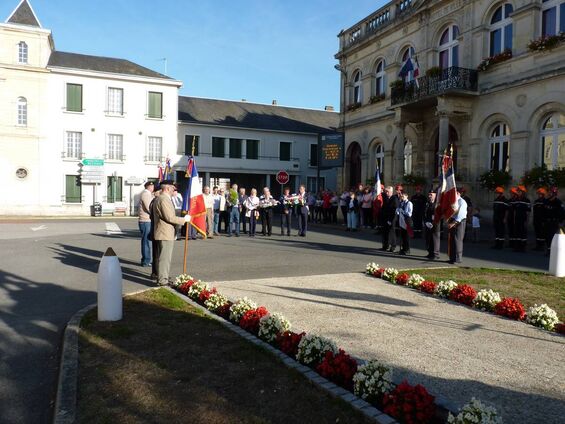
[494,297,526,321]
[555,323,565,334]
[216,301,233,320]
[276,331,305,357]
[449,284,477,306]
[315,349,358,391]
[177,280,195,295]
[382,381,436,424]
[395,273,410,286]
[198,287,217,305]
[419,281,436,294]
[373,268,385,278]
[239,306,269,335]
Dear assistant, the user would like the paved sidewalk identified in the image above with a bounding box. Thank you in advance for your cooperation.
[213,273,565,424]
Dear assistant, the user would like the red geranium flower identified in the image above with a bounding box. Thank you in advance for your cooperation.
[555,323,565,334]
[382,380,436,424]
[276,331,305,357]
[395,273,410,286]
[216,301,233,320]
[198,287,217,305]
[449,284,477,306]
[419,281,436,294]
[373,268,385,278]
[315,349,358,391]
[177,280,195,295]
[239,306,269,335]
[494,297,526,320]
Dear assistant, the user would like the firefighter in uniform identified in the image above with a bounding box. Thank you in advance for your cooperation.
[492,186,508,249]
[424,189,440,260]
[545,187,565,255]
[410,185,426,239]
[513,185,531,252]
[507,187,519,248]
[532,187,548,251]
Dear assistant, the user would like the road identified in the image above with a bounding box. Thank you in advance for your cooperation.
[0,217,550,423]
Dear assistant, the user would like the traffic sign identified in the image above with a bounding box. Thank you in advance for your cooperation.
[276,170,290,185]
[82,158,104,166]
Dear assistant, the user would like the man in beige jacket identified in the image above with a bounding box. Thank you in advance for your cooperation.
[153,180,190,286]
[138,181,154,266]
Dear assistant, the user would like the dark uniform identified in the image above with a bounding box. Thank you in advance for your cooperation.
[507,191,518,248]
[280,194,292,236]
[513,193,531,252]
[545,194,565,252]
[410,191,426,239]
[381,193,399,251]
[492,194,509,249]
[533,194,547,250]
[424,198,440,259]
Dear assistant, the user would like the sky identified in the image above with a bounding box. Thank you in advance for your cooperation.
[2,0,388,110]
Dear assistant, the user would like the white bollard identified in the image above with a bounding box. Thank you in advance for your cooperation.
[549,233,565,277]
[97,247,123,321]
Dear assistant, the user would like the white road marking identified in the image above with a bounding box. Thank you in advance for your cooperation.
[105,222,123,235]
[30,225,47,232]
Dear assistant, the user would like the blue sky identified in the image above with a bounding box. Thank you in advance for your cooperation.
[3,0,388,110]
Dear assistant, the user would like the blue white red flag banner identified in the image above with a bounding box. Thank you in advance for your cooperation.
[398,213,414,238]
[158,164,164,182]
[163,157,172,181]
[413,56,420,88]
[398,57,413,78]
[183,156,207,238]
[434,148,458,223]
[375,167,382,197]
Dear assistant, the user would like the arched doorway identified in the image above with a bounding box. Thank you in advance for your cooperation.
[346,142,362,189]
[434,125,458,176]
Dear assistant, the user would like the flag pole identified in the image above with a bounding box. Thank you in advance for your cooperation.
[183,136,196,274]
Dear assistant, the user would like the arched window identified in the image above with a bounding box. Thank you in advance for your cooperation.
[404,140,413,174]
[375,144,385,173]
[542,0,565,36]
[439,25,459,69]
[401,46,416,82]
[490,3,513,56]
[352,70,362,104]
[489,123,510,171]
[18,41,28,64]
[17,97,27,126]
[541,112,565,170]
[374,60,386,97]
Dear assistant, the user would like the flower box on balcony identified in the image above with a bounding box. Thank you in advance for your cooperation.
[346,102,362,112]
[389,79,404,89]
[528,33,565,53]
[477,49,512,72]
[369,94,385,104]
[425,66,441,78]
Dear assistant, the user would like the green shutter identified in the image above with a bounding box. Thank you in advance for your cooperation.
[67,84,82,112]
[65,175,81,203]
[229,139,242,158]
[246,140,259,159]
[148,92,162,118]
[212,137,225,157]
[280,142,291,161]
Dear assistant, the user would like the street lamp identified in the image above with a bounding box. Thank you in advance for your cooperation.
[334,63,347,191]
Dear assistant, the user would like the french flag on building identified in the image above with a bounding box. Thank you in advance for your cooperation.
[398,56,420,88]
[434,148,458,223]
[182,156,207,238]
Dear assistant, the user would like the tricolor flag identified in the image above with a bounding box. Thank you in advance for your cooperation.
[163,157,172,181]
[434,147,458,224]
[158,164,164,182]
[398,211,414,238]
[182,156,207,238]
[413,56,420,88]
[374,167,382,197]
[398,57,414,78]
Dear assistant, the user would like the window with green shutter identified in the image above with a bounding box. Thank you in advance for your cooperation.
[279,142,292,161]
[65,175,82,203]
[66,84,83,112]
[184,135,199,155]
[212,137,225,157]
[246,139,259,159]
[229,138,242,158]
[107,176,123,203]
[148,92,163,118]
[310,144,318,167]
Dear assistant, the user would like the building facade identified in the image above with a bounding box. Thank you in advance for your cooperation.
[335,0,565,205]
[176,97,339,197]
[0,0,182,215]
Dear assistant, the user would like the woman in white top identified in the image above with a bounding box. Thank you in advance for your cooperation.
[244,188,260,237]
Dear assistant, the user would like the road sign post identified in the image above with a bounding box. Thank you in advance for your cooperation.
[276,171,290,197]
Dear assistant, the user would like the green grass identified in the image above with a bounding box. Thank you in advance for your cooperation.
[406,267,565,318]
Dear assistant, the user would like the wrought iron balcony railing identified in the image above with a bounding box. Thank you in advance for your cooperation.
[390,67,478,106]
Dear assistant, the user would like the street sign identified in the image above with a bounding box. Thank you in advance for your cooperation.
[276,171,290,185]
[82,158,104,166]
[126,176,144,185]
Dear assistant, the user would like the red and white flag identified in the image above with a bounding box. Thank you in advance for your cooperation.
[182,156,207,238]
[434,148,458,223]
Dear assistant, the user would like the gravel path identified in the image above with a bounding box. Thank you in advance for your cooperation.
[212,273,565,424]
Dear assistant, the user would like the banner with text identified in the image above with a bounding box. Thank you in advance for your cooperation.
[318,133,344,168]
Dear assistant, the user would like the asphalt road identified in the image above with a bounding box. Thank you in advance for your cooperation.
[0,217,550,423]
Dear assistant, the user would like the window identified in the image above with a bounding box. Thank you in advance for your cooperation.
[352,70,362,104]
[489,123,510,171]
[375,60,386,97]
[541,112,565,170]
[404,140,413,175]
[107,88,123,115]
[146,136,162,162]
[107,134,124,161]
[148,91,163,119]
[310,144,318,167]
[280,142,292,161]
[439,25,460,69]
[17,97,27,126]
[246,139,259,159]
[107,176,123,203]
[490,3,513,56]
[375,144,385,173]
[66,84,83,112]
[65,175,82,203]
[18,41,27,64]
[184,135,200,156]
[212,137,225,157]
[307,176,325,193]
[401,47,416,82]
[542,0,565,36]
[65,131,82,159]
[229,138,242,159]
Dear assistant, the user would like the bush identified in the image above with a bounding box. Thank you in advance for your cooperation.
[353,360,394,403]
[478,170,512,191]
[403,174,427,187]
[316,349,358,391]
[449,284,478,306]
[448,397,502,424]
[434,280,458,298]
[526,304,559,331]
[382,381,436,424]
[522,165,565,188]
[296,334,338,367]
[258,312,291,343]
[494,298,526,321]
[473,289,502,312]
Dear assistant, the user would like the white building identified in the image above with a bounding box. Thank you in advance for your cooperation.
[0,0,182,216]
[175,97,340,197]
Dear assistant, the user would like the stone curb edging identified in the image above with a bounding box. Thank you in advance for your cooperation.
[165,287,399,424]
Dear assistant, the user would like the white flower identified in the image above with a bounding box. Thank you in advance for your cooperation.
[258,312,291,343]
[435,280,458,298]
[229,297,257,323]
[382,268,399,282]
[407,274,425,289]
[447,397,502,424]
[366,262,380,275]
[473,289,502,312]
[204,292,229,312]
[353,360,393,401]
[187,281,209,300]
[173,274,195,287]
[526,304,559,331]
[296,334,338,365]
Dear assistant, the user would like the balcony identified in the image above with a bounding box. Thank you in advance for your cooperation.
[390,67,478,107]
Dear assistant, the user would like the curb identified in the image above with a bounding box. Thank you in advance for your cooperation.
[165,287,398,424]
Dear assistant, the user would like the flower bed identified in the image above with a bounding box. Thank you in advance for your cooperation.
[528,33,565,52]
[171,273,504,423]
[365,264,563,335]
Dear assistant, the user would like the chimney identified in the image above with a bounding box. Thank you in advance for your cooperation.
[272,100,278,106]
[324,105,335,112]
[241,99,247,102]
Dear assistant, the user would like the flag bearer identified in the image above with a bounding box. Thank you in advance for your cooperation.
[492,186,508,250]
[533,187,548,251]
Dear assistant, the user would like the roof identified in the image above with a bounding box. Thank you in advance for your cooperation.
[6,0,41,27]
[178,97,340,134]
[47,51,174,80]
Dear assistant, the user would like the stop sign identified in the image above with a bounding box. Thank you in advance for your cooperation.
[276,171,290,185]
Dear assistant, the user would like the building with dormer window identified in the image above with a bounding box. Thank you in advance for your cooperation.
[335,0,565,205]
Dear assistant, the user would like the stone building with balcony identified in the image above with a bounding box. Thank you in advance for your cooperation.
[335,0,565,205]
